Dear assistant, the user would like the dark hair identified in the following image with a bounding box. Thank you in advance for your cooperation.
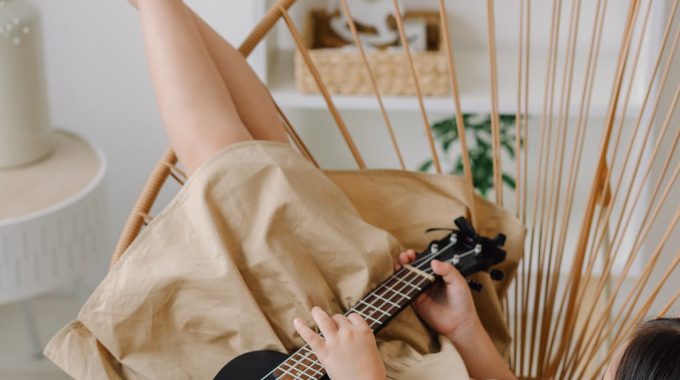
[614,317,680,380]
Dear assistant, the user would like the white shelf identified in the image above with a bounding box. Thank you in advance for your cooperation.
[268,49,643,116]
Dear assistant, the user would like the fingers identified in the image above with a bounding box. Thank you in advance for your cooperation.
[332,313,352,330]
[299,308,371,337]
[395,249,418,270]
[294,318,325,352]
[312,306,338,337]
[431,259,466,286]
[347,312,370,328]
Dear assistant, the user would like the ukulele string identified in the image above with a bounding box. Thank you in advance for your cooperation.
[417,247,478,275]
[348,242,472,321]
[409,239,459,270]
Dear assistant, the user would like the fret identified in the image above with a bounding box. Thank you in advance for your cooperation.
[366,291,400,309]
[298,347,325,377]
[297,347,323,370]
[297,352,323,372]
[381,282,411,301]
[375,273,426,307]
[391,273,422,292]
[288,350,324,378]
[357,299,391,318]
[275,361,310,380]
[350,306,382,326]
[403,264,436,281]
[397,269,433,296]
[272,346,326,380]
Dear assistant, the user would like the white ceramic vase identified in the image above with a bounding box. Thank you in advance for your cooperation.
[0,0,51,168]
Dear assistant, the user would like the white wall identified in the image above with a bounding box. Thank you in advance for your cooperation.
[31,0,260,288]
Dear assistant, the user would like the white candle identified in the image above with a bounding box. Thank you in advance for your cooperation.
[0,0,51,168]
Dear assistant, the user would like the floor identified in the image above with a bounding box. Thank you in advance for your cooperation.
[0,293,80,380]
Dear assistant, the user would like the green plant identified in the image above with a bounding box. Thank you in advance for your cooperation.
[418,113,520,197]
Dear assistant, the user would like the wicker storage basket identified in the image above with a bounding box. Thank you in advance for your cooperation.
[294,10,450,96]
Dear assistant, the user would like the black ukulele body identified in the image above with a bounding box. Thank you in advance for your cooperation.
[214,350,329,380]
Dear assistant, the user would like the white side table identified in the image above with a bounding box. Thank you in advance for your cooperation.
[0,130,107,357]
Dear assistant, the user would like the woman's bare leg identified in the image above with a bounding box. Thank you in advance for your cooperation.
[130,0,288,144]
[137,0,252,174]
[189,13,288,144]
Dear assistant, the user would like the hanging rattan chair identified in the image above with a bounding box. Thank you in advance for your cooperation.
[109,0,680,378]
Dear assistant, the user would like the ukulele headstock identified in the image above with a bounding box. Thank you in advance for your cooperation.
[414,217,507,288]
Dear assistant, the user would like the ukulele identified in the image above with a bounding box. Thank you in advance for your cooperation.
[214,217,507,380]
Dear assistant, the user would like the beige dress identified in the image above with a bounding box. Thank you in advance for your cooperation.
[45,141,524,379]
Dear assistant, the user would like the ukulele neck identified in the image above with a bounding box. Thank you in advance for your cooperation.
[345,264,435,332]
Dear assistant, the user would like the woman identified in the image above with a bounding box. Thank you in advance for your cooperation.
[129,1,514,378]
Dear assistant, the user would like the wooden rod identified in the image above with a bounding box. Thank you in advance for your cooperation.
[528,0,564,373]
[273,101,319,168]
[389,0,441,173]
[280,8,366,169]
[556,3,656,373]
[537,0,583,371]
[547,1,641,373]
[438,0,472,184]
[337,0,405,170]
[591,250,679,378]
[566,119,680,375]
[486,0,504,206]
[541,0,605,362]
[657,286,680,317]
[579,246,680,378]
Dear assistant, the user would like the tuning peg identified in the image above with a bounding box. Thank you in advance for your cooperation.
[493,233,506,246]
[468,280,483,292]
[490,269,504,281]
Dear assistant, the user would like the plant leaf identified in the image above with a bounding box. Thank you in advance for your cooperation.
[418,160,433,172]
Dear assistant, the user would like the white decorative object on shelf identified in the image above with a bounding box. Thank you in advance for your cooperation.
[0,0,52,168]
[327,0,399,47]
[0,130,107,305]
[326,0,424,51]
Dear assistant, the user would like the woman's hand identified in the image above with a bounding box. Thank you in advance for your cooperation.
[395,250,479,341]
[294,307,386,380]
[397,250,516,380]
